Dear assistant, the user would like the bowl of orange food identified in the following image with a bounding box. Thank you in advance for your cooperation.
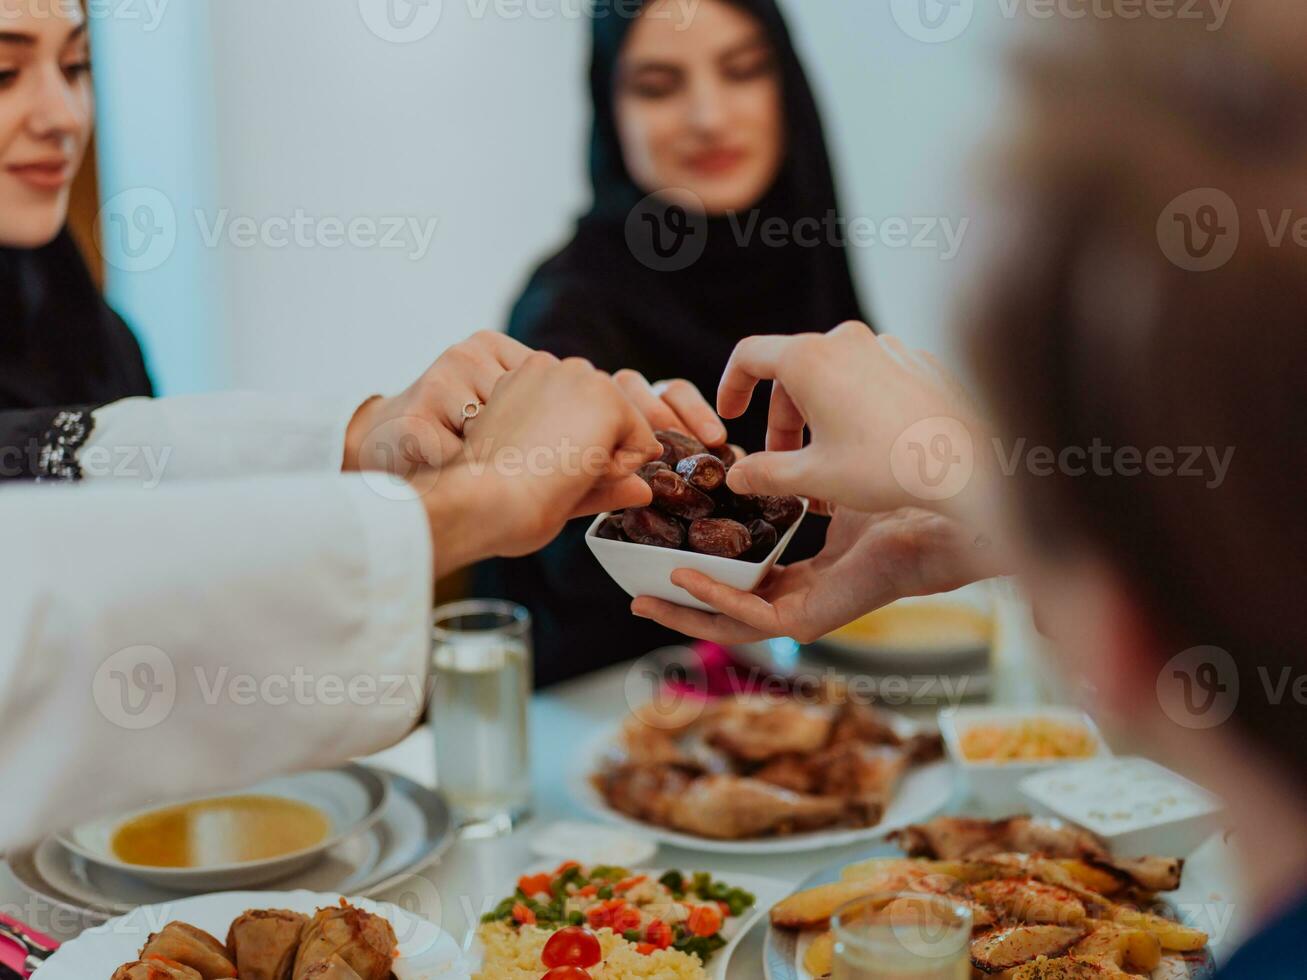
[938,706,1112,809]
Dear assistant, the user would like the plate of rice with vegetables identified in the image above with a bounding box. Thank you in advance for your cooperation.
[472,861,787,980]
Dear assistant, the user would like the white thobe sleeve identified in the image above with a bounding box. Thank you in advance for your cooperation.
[0,474,431,850]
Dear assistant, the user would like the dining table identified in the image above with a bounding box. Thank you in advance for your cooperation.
[0,589,1251,977]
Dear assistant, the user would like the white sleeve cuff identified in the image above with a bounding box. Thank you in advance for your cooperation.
[82,391,377,484]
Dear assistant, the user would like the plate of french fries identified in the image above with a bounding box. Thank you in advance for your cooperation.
[763,816,1216,979]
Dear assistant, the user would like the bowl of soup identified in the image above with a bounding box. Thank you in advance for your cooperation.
[56,765,389,890]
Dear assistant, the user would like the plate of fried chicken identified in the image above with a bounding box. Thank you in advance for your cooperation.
[577,686,956,854]
[35,891,468,979]
[764,815,1216,979]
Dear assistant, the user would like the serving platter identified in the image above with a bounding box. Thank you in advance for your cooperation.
[34,889,466,980]
[762,843,1219,980]
[56,765,390,890]
[570,712,958,855]
[464,867,789,980]
[9,770,454,921]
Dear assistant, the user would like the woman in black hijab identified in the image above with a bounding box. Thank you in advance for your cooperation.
[0,232,153,479]
[476,0,868,686]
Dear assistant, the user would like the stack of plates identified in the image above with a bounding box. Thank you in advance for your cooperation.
[5,765,455,921]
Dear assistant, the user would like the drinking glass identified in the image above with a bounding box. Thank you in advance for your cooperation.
[429,600,532,838]
[832,892,973,980]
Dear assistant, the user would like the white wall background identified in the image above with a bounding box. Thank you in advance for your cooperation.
[92,0,1011,396]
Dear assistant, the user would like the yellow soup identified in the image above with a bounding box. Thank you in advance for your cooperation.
[111,795,331,868]
[826,602,994,652]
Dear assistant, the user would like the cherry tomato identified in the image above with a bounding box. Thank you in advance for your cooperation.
[540,968,592,980]
[542,926,602,969]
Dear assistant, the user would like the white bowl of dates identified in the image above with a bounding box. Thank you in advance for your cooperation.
[586,430,809,612]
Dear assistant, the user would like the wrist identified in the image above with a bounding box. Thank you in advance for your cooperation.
[417,461,511,576]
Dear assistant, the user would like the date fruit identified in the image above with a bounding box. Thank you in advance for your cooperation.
[647,467,716,519]
[676,453,727,493]
[743,519,778,562]
[688,518,752,559]
[637,461,671,485]
[595,514,627,541]
[622,507,686,548]
[710,443,745,470]
[656,429,707,467]
[752,499,799,530]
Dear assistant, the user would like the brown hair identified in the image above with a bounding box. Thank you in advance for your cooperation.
[966,13,1307,775]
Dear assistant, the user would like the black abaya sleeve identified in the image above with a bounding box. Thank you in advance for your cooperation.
[0,405,96,482]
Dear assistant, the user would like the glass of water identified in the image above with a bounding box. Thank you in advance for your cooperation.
[430,599,532,838]
[832,893,973,980]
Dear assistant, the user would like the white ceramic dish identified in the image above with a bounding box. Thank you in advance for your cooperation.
[585,499,809,613]
[571,712,957,855]
[12,770,454,920]
[34,889,467,980]
[529,821,659,868]
[1020,756,1225,857]
[938,705,1112,811]
[56,766,390,891]
[761,842,1218,980]
[465,867,788,980]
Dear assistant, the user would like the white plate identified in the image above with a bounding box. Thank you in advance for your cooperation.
[57,765,390,890]
[10,770,455,921]
[762,843,1219,980]
[571,714,957,855]
[34,889,469,980]
[585,499,809,613]
[465,868,789,980]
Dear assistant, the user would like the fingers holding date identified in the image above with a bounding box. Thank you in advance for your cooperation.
[648,467,716,520]
[687,518,752,559]
[656,429,707,467]
[593,430,802,564]
[676,453,727,493]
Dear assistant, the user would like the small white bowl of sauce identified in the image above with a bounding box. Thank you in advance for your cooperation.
[56,764,389,890]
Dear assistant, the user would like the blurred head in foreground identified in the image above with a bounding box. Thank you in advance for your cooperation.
[967,10,1307,911]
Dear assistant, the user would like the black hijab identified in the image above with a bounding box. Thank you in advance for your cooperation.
[0,229,152,478]
[480,0,867,685]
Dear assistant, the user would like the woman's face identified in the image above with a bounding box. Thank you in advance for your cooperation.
[615,0,785,215]
[0,1,94,249]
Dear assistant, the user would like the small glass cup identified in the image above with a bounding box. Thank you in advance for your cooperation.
[429,600,532,838]
[832,892,973,980]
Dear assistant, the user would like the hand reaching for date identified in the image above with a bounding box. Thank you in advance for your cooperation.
[717,322,992,518]
[631,506,995,645]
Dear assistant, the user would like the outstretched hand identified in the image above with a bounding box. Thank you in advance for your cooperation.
[631,506,993,645]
